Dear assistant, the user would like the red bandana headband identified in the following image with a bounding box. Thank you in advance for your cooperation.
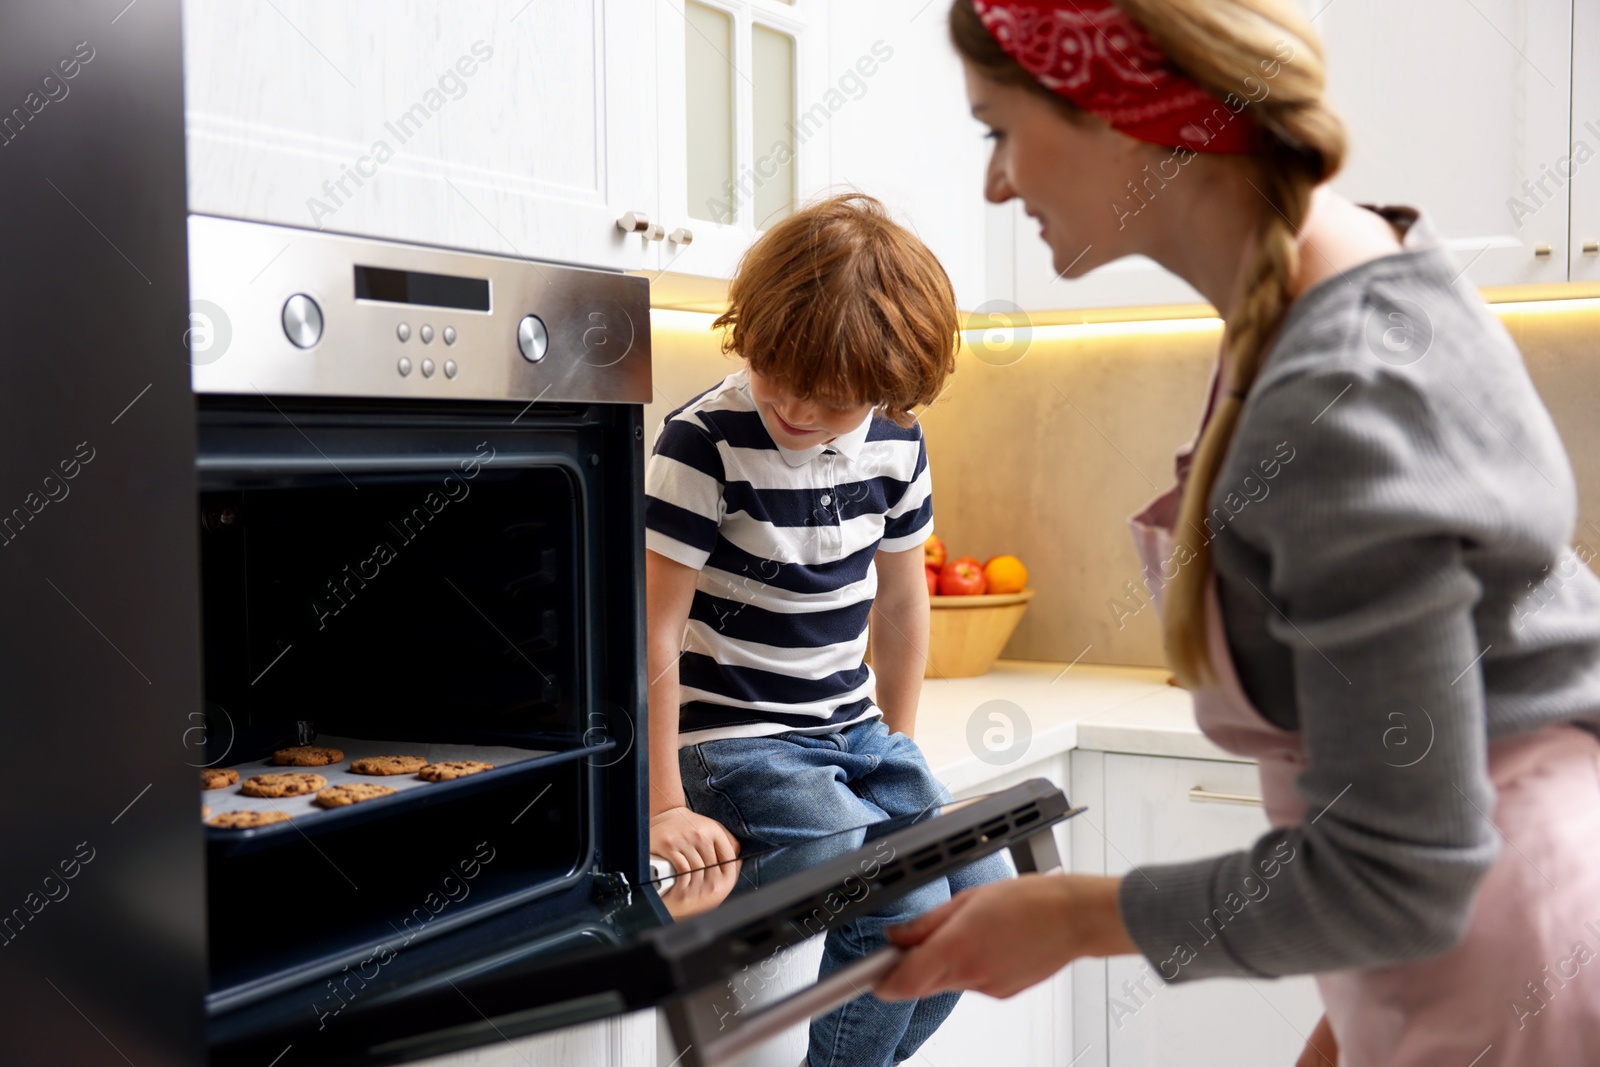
[970,0,1260,153]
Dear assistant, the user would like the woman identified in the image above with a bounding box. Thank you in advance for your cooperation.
[875,1,1600,1063]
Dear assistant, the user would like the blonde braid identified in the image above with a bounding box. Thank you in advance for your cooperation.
[1162,153,1316,686]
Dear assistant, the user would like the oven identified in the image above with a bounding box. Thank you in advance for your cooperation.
[188,216,1081,1067]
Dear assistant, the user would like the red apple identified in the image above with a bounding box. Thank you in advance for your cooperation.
[949,555,983,572]
[939,559,987,596]
[923,534,947,569]
[925,564,940,597]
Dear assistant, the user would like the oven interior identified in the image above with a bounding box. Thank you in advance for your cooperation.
[199,458,611,1005]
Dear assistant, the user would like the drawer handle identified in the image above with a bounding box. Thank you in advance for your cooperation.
[1188,786,1262,807]
[616,210,651,234]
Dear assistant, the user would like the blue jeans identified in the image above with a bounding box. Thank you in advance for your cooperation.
[679,716,1013,1067]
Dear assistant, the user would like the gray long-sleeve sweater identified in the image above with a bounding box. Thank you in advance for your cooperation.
[1117,207,1600,982]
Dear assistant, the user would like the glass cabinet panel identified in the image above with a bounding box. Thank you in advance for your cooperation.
[750,24,796,228]
[685,1,735,224]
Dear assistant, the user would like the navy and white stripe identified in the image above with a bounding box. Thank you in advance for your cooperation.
[645,369,933,745]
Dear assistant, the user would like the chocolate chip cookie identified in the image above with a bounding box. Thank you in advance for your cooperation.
[207,810,291,829]
[273,745,344,767]
[314,783,399,808]
[417,760,495,782]
[350,755,427,776]
[201,767,239,790]
[240,772,327,797]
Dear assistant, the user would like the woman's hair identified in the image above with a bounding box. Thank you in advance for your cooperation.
[951,0,1346,686]
[713,192,960,427]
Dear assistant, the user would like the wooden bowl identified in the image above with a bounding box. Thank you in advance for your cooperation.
[925,588,1034,678]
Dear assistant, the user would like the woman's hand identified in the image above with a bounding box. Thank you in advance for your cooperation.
[876,873,1135,1001]
[1296,1013,1338,1067]
[649,805,740,878]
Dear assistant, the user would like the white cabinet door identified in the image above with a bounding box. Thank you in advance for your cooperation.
[1571,0,1600,284]
[183,1,658,271]
[404,1009,656,1066]
[826,0,992,312]
[1316,0,1573,287]
[1099,754,1322,1067]
[656,0,830,280]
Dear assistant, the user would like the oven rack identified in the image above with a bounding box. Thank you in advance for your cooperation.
[202,734,616,857]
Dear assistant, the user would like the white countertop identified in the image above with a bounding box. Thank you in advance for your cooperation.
[911,659,1247,792]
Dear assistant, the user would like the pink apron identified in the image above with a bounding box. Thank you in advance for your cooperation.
[1129,371,1600,1066]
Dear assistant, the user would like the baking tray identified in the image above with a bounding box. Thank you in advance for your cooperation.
[201,734,613,854]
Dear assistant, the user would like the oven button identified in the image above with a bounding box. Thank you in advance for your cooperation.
[396,323,411,342]
[281,294,323,349]
[444,359,458,379]
[421,358,435,378]
[517,314,548,363]
[420,324,434,344]
[443,326,457,345]
[397,356,412,377]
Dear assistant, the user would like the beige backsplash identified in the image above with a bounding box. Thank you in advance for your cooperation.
[647,302,1600,669]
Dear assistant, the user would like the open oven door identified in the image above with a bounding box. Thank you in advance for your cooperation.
[209,777,1083,1067]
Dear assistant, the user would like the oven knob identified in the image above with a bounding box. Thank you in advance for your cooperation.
[282,294,323,349]
[517,314,548,363]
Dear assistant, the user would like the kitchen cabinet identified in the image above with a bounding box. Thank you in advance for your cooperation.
[1071,751,1322,1067]
[183,1,658,271]
[825,0,993,312]
[1571,0,1600,284]
[654,0,833,280]
[408,1012,656,1067]
[1316,0,1574,289]
[997,0,1580,313]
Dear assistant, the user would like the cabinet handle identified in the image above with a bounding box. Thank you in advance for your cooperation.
[1534,243,1552,259]
[1583,240,1599,256]
[1187,786,1262,807]
[646,222,665,241]
[616,211,651,234]
[669,227,695,245]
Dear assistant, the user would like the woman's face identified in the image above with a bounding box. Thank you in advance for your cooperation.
[964,62,1158,278]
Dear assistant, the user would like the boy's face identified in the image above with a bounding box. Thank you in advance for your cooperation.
[747,368,875,451]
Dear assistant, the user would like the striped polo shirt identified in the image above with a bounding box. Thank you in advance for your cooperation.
[644,368,934,746]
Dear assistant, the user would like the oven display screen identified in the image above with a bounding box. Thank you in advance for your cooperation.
[354,265,490,311]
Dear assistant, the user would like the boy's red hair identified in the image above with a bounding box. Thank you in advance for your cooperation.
[712,193,959,427]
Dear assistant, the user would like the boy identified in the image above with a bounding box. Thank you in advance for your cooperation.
[644,193,1011,1067]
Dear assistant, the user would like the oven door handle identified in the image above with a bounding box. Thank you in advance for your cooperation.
[664,945,904,1067]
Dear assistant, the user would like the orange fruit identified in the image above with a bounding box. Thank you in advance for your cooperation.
[983,555,1028,595]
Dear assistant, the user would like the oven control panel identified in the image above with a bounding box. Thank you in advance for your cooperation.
[186,215,651,404]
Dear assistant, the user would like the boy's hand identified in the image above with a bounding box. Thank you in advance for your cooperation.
[649,804,741,877]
